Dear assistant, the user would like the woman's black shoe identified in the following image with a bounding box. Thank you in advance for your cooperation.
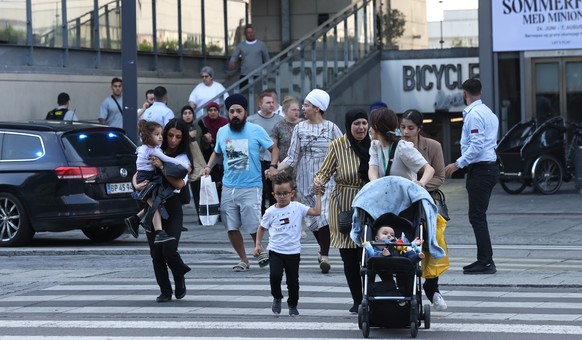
[175,276,187,299]
[156,294,172,303]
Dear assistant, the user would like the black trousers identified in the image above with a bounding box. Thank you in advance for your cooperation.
[146,195,191,296]
[269,250,301,307]
[423,277,440,302]
[339,247,363,306]
[260,160,276,214]
[189,180,201,221]
[466,162,500,265]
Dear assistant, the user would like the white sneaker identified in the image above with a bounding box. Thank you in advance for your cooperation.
[432,292,447,311]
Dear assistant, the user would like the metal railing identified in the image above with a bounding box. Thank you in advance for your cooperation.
[197,0,378,116]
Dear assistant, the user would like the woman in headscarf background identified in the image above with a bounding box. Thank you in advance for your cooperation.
[199,102,228,200]
[313,108,371,313]
[269,89,343,274]
[181,105,203,223]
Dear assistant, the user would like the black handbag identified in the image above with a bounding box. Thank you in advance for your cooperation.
[178,185,191,205]
[432,189,450,221]
[136,181,157,201]
[338,209,354,235]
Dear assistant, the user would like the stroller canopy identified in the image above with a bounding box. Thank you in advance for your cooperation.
[350,176,446,260]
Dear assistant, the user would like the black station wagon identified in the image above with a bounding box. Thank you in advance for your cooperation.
[0,120,139,246]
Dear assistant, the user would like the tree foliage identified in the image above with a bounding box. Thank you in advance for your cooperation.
[382,9,406,48]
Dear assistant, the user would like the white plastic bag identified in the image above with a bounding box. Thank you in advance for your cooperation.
[199,175,220,226]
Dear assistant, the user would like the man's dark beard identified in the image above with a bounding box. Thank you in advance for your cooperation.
[229,116,246,132]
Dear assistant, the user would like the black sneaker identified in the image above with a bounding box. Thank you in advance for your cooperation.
[156,294,172,303]
[463,261,496,274]
[272,298,282,315]
[154,230,176,244]
[462,261,480,271]
[349,304,359,314]
[124,215,140,239]
[289,306,299,316]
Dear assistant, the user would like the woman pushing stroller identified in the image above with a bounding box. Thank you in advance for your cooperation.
[367,107,449,311]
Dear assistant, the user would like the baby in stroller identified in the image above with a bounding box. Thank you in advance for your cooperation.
[363,225,425,263]
[351,176,445,337]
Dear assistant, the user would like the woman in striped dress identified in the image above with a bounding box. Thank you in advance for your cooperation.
[273,89,343,273]
[313,108,371,313]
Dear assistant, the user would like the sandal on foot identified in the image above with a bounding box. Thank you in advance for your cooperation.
[232,262,250,272]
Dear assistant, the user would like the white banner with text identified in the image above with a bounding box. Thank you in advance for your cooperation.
[381,57,479,113]
[492,0,582,52]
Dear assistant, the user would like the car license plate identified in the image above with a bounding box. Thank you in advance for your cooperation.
[107,182,133,195]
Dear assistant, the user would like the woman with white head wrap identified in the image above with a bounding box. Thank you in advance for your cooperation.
[269,89,342,273]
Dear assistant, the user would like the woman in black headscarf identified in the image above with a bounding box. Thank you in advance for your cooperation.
[314,108,371,313]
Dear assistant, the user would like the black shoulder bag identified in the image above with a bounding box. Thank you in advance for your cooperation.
[384,139,399,175]
[111,95,123,117]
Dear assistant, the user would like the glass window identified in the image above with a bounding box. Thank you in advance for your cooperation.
[535,62,560,120]
[205,1,225,55]
[157,0,179,54]
[31,0,63,47]
[1,133,45,161]
[498,54,522,134]
[0,0,27,45]
[67,0,95,49]
[61,131,136,165]
[182,0,202,55]
[99,0,121,50]
[566,61,582,123]
[137,0,154,52]
[226,0,246,55]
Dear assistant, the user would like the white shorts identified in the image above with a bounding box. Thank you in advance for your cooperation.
[220,186,262,235]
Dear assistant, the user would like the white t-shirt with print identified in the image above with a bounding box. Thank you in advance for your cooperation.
[260,201,309,255]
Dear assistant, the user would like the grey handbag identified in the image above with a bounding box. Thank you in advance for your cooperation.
[338,209,354,235]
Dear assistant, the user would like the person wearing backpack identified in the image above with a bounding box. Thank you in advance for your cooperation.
[46,92,78,121]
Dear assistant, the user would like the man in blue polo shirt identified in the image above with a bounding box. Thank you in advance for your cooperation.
[203,93,279,272]
[444,78,500,275]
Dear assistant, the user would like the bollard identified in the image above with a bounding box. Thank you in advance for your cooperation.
[576,146,582,193]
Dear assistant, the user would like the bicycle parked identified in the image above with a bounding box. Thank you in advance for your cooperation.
[496,116,582,195]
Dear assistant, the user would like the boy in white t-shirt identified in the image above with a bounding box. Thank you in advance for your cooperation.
[254,173,321,317]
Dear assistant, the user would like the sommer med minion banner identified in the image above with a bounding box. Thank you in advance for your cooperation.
[492,0,582,51]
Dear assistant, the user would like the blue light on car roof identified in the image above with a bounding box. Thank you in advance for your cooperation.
[36,151,43,157]
[78,133,88,140]
[108,132,118,138]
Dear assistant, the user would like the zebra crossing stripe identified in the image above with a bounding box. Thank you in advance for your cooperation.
[0,320,581,335]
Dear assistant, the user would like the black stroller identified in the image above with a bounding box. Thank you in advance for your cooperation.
[350,177,444,338]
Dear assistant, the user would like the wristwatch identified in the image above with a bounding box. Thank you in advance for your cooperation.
[269,164,278,169]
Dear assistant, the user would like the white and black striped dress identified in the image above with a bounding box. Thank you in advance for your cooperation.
[315,135,364,249]
[282,120,343,230]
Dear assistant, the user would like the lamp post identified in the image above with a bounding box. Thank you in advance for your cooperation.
[439,20,444,48]
[438,0,445,48]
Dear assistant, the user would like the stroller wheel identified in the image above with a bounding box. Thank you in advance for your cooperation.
[361,321,370,338]
[410,321,418,338]
[423,304,431,329]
